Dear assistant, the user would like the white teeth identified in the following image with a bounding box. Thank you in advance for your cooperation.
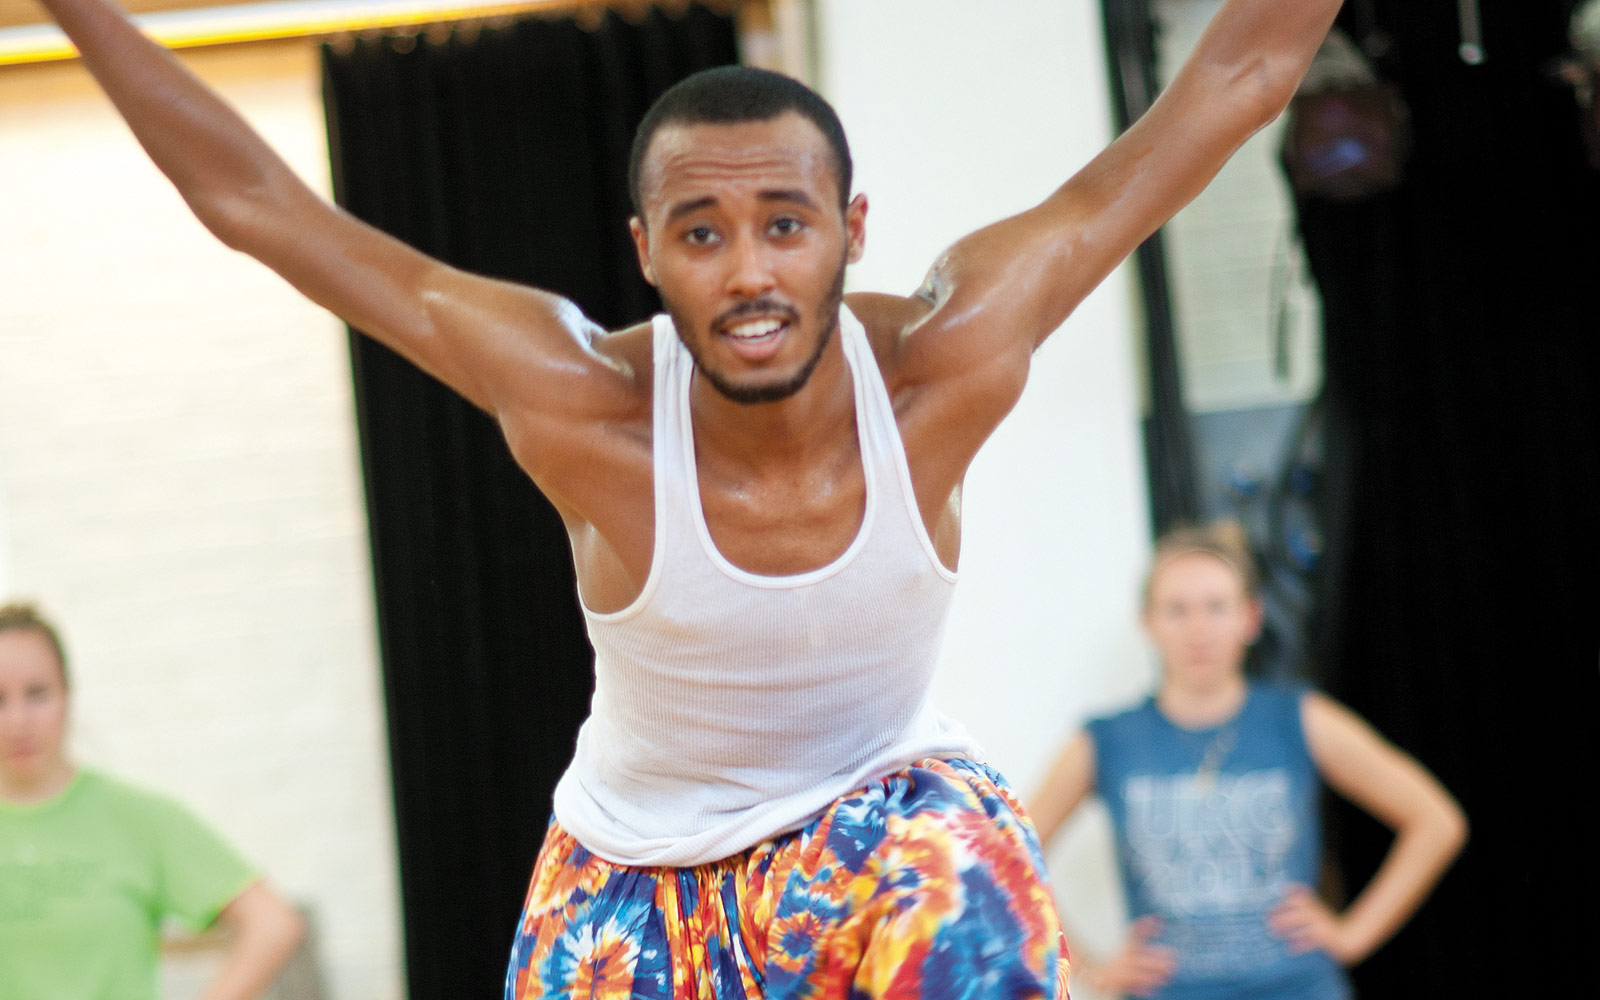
[726,318,783,340]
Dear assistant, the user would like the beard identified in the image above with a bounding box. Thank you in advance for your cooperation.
[664,256,847,406]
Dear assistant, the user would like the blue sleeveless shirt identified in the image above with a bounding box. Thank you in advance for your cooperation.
[1087,683,1350,1000]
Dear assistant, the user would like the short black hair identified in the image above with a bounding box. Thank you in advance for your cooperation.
[628,65,853,218]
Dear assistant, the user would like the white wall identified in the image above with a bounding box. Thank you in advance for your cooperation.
[0,44,403,1000]
[1155,0,1323,412]
[0,481,12,598]
[819,0,1159,972]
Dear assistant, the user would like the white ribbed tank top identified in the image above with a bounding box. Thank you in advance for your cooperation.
[551,305,981,866]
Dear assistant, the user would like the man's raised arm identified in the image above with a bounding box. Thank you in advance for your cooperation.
[36,0,616,420]
[909,0,1345,368]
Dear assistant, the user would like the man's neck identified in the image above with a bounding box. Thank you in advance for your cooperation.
[689,333,857,474]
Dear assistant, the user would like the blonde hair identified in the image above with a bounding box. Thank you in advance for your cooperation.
[0,601,70,686]
[1142,520,1259,609]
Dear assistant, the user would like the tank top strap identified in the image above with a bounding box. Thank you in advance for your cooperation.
[649,311,692,501]
[651,311,701,535]
[837,307,957,582]
[589,314,697,620]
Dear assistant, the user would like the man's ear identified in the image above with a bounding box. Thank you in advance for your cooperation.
[845,193,868,264]
[629,216,657,286]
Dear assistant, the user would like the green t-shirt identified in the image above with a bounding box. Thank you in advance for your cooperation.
[0,769,257,1000]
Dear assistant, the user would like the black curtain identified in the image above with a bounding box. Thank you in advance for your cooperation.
[319,9,738,997]
[1296,3,1599,996]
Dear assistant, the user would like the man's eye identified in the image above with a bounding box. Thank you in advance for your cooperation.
[685,227,717,245]
[770,217,803,237]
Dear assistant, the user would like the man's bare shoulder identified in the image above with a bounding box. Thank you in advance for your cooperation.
[843,291,934,374]
[593,318,656,388]
[497,317,654,493]
[499,316,653,435]
[843,289,996,399]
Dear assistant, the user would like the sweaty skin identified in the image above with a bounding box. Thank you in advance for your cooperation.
[32,0,1345,603]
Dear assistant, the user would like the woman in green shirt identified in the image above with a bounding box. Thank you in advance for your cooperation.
[0,602,306,1000]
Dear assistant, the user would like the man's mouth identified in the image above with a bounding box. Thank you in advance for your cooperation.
[723,317,787,344]
[712,302,800,362]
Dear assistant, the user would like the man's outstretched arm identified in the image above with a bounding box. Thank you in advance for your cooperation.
[900,0,1345,391]
[37,0,624,428]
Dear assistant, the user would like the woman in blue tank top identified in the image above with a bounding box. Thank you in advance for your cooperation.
[1027,523,1466,1000]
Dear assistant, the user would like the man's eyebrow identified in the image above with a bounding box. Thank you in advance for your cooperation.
[665,195,718,223]
[758,188,820,209]
[663,188,821,224]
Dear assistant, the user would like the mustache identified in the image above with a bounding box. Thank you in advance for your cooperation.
[712,298,799,332]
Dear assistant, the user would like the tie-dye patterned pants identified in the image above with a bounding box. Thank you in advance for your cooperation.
[504,757,1069,999]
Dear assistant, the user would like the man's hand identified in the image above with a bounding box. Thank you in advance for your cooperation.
[1080,915,1178,998]
[1267,883,1361,965]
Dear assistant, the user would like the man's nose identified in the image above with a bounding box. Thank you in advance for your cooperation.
[724,234,777,298]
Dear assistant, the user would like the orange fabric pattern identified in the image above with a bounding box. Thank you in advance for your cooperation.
[506,758,1069,999]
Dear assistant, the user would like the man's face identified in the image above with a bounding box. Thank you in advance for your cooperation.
[630,112,866,405]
